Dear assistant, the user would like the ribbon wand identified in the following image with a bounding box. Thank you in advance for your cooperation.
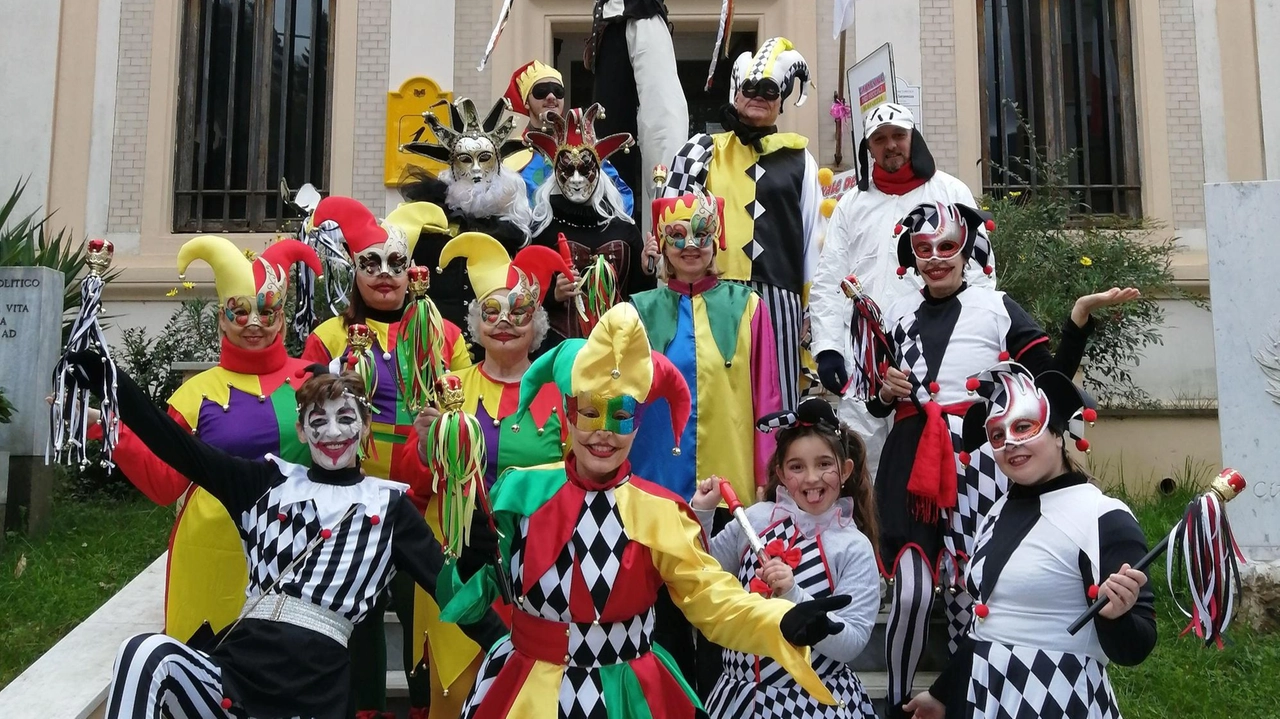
[1067,468,1247,639]
[716,476,768,566]
[647,164,668,275]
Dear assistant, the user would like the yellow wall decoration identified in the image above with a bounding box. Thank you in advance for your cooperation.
[385,76,454,186]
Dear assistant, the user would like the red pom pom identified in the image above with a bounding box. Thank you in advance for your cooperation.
[221,698,233,710]
[896,266,907,277]
[1075,439,1090,453]
[320,529,333,540]
[277,512,288,523]
[985,219,996,232]
[370,514,380,526]
[974,603,990,619]
[958,451,971,466]
[894,223,904,235]
[405,488,415,498]
[983,265,993,275]
[1087,584,1100,601]
[1082,408,1098,423]
[998,351,1010,362]
[965,377,980,392]
[928,381,940,395]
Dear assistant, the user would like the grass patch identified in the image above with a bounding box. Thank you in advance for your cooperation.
[0,495,172,688]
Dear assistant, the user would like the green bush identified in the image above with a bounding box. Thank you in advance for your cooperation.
[984,149,1185,407]
[0,387,14,424]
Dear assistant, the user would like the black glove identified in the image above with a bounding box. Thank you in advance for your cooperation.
[455,510,499,582]
[816,350,849,396]
[780,594,850,646]
[62,349,107,393]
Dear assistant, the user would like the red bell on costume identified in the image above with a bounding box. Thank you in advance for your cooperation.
[974,603,990,619]
[320,529,332,540]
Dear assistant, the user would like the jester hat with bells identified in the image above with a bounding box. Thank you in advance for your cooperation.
[960,361,1098,462]
[651,188,727,252]
[512,304,691,455]
[524,104,635,193]
[438,231,572,304]
[894,201,995,278]
[504,60,563,116]
[401,97,526,178]
[856,102,938,192]
[729,37,812,111]
[177,235,322,323]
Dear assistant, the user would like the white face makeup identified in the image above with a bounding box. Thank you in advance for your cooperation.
[302,396,364,470]
[452,136,500,185]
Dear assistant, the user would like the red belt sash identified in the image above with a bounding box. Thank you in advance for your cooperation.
[895,400,972,523]
[510,609,652,667]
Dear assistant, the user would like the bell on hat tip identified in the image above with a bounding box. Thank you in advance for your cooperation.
[672,446,681,457]
[983,265,993,275]
[896,266,907,277]
[1082,408,1098,424]
[611,368,621,379]
[511,423,520,433]
[985,219,996,232]
[1076,438,1091,453]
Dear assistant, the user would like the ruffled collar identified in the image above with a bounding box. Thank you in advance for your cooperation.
[770,486,856,538]
[219,335,287,374]
[667,275,718,297]
[565,454,632,491]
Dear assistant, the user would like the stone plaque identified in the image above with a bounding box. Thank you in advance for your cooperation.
[0,267,64,457]
[1206,181,1280,561]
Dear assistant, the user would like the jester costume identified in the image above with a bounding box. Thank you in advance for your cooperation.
[502,60,634,216]
[405,231,575,708]
[663,38,822,409]
[91,235,321,643]
[630,190,780,504]
[922,364,1156,718]
[528,105,652,346]
[438,304,846,718]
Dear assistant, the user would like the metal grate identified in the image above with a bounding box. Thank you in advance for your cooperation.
[979,0,1141,217]
[174,0,333,233]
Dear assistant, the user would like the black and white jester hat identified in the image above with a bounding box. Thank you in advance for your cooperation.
[960,361,1098,460]
[894,201,996,279]
[756,397,841,434]
[729,37,811,111]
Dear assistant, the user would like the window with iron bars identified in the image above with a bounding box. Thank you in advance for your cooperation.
[980,0,1141,217]
[174,0,332,233]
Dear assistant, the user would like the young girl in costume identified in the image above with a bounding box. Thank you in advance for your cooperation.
[437,303,850,719]
[868,201,1140,719]
[905,363,1155,719]
[691,397,882,719]
[85,236,321,645]
[301,196,474,717]
[61,353,506,719]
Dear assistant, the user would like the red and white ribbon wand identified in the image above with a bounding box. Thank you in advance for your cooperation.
[715,476,768,566]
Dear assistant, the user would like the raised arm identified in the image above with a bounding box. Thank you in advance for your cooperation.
[661,134,714,197]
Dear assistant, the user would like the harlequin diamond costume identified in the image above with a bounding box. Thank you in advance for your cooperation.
[62,356,509,719]
[405,231,575,707]
[921,363,1155,718]
[527,104,652,345]
[401,97,533,331]
[630,189,781,504]
[698,399,882,719]
[88,236,321,643]
[663,37,822,408]
[811,103,995,478]
[436,303,849,718]
[867,202,1096,719]
[502,60,635,216]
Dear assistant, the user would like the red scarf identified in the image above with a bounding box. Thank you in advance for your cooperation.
[218,335,288,375]
[895,400,968,522]
[873,162,928,196]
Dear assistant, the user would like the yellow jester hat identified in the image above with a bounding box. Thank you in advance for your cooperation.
[177,235,322,310]
[438,231,572,303]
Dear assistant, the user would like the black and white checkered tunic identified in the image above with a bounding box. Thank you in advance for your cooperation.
[706,516,876,719]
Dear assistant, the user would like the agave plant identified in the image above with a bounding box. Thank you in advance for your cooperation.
[0,178,120,341]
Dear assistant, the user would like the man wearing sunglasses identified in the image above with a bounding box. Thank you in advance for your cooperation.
[810,103,996,483]
[663,37,822,413]
[503,60,634,216]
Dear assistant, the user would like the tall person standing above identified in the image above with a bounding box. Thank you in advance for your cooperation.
[663,37,823,409]
[811,103,995,479]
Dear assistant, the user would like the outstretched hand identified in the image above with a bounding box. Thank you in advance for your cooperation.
[780,594,850,646]
[1071,287,1141,327]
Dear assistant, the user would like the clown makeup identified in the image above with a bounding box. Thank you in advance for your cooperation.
[778,435,852,515]
[568,392,640,435]
[452,136,499,185]
[568,394,639,481]
[300,395,365,470]
[555,148,600,203]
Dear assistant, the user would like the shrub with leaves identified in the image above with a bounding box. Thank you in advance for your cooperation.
[116,297,222,408]
[0,387,14,424]
[984,150,1185,407]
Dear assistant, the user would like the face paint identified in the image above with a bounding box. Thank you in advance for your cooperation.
[555,148,600,203]
[985,373,1050,451]
[223,294,283,328]
[355,235,410,278]
[567,392,640,435]
[452,136,499,185]
[302,395,364,470]
[480,286,537,327]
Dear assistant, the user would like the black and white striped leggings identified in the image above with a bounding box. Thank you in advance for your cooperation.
[105,633,239,719]
[884,549,973,715]
[740,280,803,409]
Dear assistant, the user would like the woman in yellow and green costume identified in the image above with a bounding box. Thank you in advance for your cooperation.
[89,234,322,643]
[438,303,851,719]
[404,231,574,716]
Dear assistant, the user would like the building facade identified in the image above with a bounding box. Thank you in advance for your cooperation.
[3,0,1276,488]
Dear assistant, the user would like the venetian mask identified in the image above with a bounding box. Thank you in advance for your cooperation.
[907,203,967,262]
[567,391,640,434]
[984,373,1050,452]
[302,395,364,470]
[452,135,500,185]
[555,147,600,203]
[480,271,539,327]
[355,233,411,277]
